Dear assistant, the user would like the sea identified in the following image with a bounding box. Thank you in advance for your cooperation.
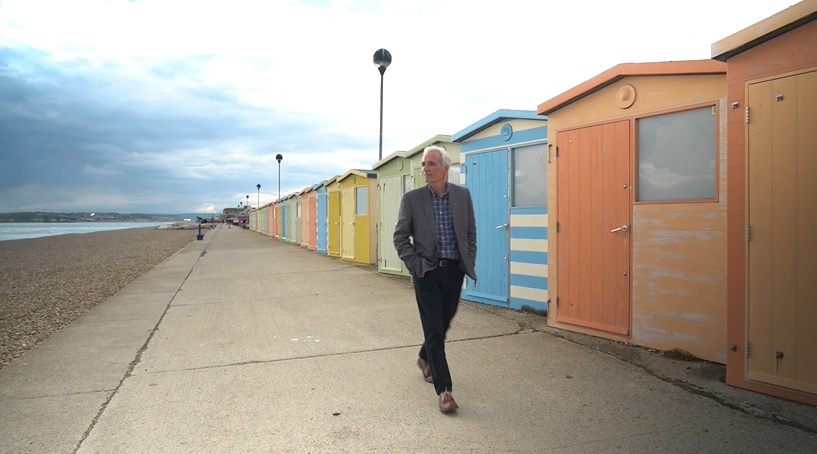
[0,222,172,242]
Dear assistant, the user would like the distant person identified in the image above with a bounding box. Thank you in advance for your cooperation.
[393,145,477,413]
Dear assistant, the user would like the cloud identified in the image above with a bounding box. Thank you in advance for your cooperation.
[0,0,796,213]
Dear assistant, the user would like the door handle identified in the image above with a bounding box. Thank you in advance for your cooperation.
[495,224,509,230]
[610,225,629,233]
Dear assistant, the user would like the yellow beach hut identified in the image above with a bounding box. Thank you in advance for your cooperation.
[337,169,377,265]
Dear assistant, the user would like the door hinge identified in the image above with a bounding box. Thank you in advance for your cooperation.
[746,341,751,359]
[746,224,751,241]
[745,106,750,124]
[556,297,560,307]
[556,222,560,233]
[556,146,560,158]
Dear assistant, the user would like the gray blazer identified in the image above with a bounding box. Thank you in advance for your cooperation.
[393,183,477,281]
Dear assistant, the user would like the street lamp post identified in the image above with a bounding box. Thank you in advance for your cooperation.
[257,183,261,208]
[373,48,392,162]
[246,195,249,210]
[276,154,283,200]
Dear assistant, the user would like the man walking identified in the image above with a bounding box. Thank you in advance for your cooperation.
[393,145,477,413]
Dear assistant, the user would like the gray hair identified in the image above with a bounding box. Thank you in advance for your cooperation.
[423,145,452,167]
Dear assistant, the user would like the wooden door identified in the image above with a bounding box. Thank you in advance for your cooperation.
[281,205,288,240]
[327,191,340,256]
[308,196,317,249]
[317,192,327,253]
[379,176,404,273]
[341,186,356,260]
[556,121,631,335]
[747,70,817,395]
[463,149,510,306]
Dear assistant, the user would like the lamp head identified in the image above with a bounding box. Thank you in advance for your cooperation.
[373,48,392,75]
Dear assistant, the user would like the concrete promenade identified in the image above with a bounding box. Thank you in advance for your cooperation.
[1,226,816,453]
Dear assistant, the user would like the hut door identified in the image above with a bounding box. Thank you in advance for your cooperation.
[556,122,631,335]
[307,196,317,248]
[464,149,510,307]
[341,186,356,260]
[327,191,340,256]
[746,70,817,395]
[379,176,404,274]
[317,192,327,253]
[281,205,288,240]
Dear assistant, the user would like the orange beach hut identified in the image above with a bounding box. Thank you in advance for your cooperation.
[537,60,729,363]
[712,0,817,405]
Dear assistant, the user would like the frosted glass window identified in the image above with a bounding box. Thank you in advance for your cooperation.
[448,164,461,185]
[296,202,301,217]
[638,107,716,201]
[355,187,367,215]
[402,174,412,194]
[513,143,548,207]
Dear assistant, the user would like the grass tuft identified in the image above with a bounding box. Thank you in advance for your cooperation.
[663,348,699,361]
[520,305,548,317]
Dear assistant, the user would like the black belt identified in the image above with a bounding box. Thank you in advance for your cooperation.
[438,259,459,267]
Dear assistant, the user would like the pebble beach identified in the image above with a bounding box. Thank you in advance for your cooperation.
[0,227,195,369]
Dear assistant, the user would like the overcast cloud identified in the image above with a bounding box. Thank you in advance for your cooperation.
[0,0,794,214]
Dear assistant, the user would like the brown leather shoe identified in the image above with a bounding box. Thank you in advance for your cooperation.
[439,391,458,413]
[417,357,433,383]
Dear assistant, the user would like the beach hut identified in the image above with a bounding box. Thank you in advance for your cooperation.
[453,110,549,312]
[375,135,461,277]
[325,176,341,257]
[273,200,282,239]
[259,203,269,235]
[248,208,259,232]
[537,61,728,363]
[406,135,461,188]
[712,0,817,405]
[286,193,301,245]
[281,196,292,241]
[337,169,378,264]
[316,180,329,254]
[263,202,273,236]
[374,150,410,275]
[301,185,318,250]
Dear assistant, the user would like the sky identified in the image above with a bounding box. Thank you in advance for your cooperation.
[0,0,798,214]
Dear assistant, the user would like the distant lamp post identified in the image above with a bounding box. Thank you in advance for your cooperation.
[373,48,392,162]
[246,195,249,210]
[256,183,261,208]
[276,154,283,200]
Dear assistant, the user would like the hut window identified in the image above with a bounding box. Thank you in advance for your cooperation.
[448,164,461,185]
[512,142,548,207]
[637,106,716,201]
[297,202,302,217]
[402,174,412,194]
[355,187,367,215]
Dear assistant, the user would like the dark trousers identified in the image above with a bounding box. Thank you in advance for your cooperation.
[413,264,465,395]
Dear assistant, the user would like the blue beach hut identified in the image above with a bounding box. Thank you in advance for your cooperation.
[453,109,549,312]
[315,181,328,254]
